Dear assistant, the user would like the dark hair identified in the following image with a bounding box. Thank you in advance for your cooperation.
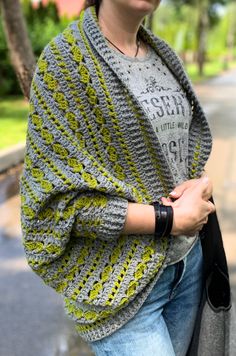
[95,0,101,15]
[84,0,101,12]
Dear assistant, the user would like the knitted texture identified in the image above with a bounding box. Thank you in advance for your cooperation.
[20,6,212,342]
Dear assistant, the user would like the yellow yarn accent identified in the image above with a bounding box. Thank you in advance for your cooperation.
[40,180,53,193]
[24,241,44,253]
[93,107,105,125]
[81,171,98,189]
[100,127,111,144]
[63,206,76,220]
[105,240,139,306]
[71,243,107,301]
[38,59,48,73]
[31,168,44,180]
[89,282,103,301]
[25,156,32,169]
[68,159,84,173]
[131,187,144,204]
[100,265,112,283]
[86,86,97,105]
[65,112,80,131]
[141,246,155,263]
[56,280,68,293]
[22,206,35,219]
[109,246,122,265]
[74,309,84,319]
[84,310,97,321]
[190,139,201,179]
[52,143,69,158]
[107,145,118,162]
[75,132,86,148]
[67,266,78,281]
[71,45,84,63]
[72,244,167,332]
[45,243,62,255]
[43,73,58,90]
[63,29,76,45]
[53,92,68,111]
[126,280,138,298]
[134,262,146,280]
[100,310,112,319]
[74,196,92,210]
[41,128,54,144]
[32,114,43,129]
[38,207,54,220]
[20,176,40,204]
[79,64,90,84]
[93,195,108,208]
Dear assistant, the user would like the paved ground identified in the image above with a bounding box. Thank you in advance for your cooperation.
[0,67,236,356]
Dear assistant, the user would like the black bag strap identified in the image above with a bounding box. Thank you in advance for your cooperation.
[201,196,231,310]
[201,197,229,279]
[187,197,232,355]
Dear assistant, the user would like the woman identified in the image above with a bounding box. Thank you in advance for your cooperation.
[20,0,216,355]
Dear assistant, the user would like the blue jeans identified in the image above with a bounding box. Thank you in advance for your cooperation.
[89,239,203,356]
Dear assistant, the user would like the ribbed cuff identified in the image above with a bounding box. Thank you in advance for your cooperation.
[97,197,128,240]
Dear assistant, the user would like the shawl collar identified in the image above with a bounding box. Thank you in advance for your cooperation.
[76,6,212,180]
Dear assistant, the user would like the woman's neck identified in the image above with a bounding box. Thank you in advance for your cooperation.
[98,2,146,57]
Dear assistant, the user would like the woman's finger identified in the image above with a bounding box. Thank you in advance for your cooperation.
[161,197,173,206]
[169,179,198,199]
[207,200,216,214]
[169,181,189,199]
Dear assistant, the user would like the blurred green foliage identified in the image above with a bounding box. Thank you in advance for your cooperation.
[169,0,229,26]
[153,1,236,67]
[0,97,28,149]
[0,1,235,96]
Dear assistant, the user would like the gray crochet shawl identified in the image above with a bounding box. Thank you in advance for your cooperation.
[20,6,212,342]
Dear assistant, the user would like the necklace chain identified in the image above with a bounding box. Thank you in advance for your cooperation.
[105,36,141,58]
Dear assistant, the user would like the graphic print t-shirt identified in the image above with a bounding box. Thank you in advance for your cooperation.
[113,46,198,265]
[118,46,192,184]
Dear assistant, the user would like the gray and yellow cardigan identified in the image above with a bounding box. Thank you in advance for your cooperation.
[20,6,212,342]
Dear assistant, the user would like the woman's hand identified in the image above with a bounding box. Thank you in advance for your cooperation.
[162,176,215,237]
[168,173,213,202]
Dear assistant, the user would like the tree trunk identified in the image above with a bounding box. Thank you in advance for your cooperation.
[0,0,35,100]
[196,0,209,76]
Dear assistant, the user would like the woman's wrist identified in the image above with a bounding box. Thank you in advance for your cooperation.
[122,203,155,235]
[122,202,174,238]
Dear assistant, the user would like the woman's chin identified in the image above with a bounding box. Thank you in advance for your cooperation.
[131,0,160,15]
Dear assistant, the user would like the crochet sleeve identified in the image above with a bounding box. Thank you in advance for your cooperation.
[20,42,129,270]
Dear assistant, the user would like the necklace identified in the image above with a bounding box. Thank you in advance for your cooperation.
[105,36,141,58]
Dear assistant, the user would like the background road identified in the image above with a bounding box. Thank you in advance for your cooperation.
[198,69,236,287]
[0,68,236,356]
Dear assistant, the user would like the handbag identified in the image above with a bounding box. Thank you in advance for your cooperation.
[187,198,236,356]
